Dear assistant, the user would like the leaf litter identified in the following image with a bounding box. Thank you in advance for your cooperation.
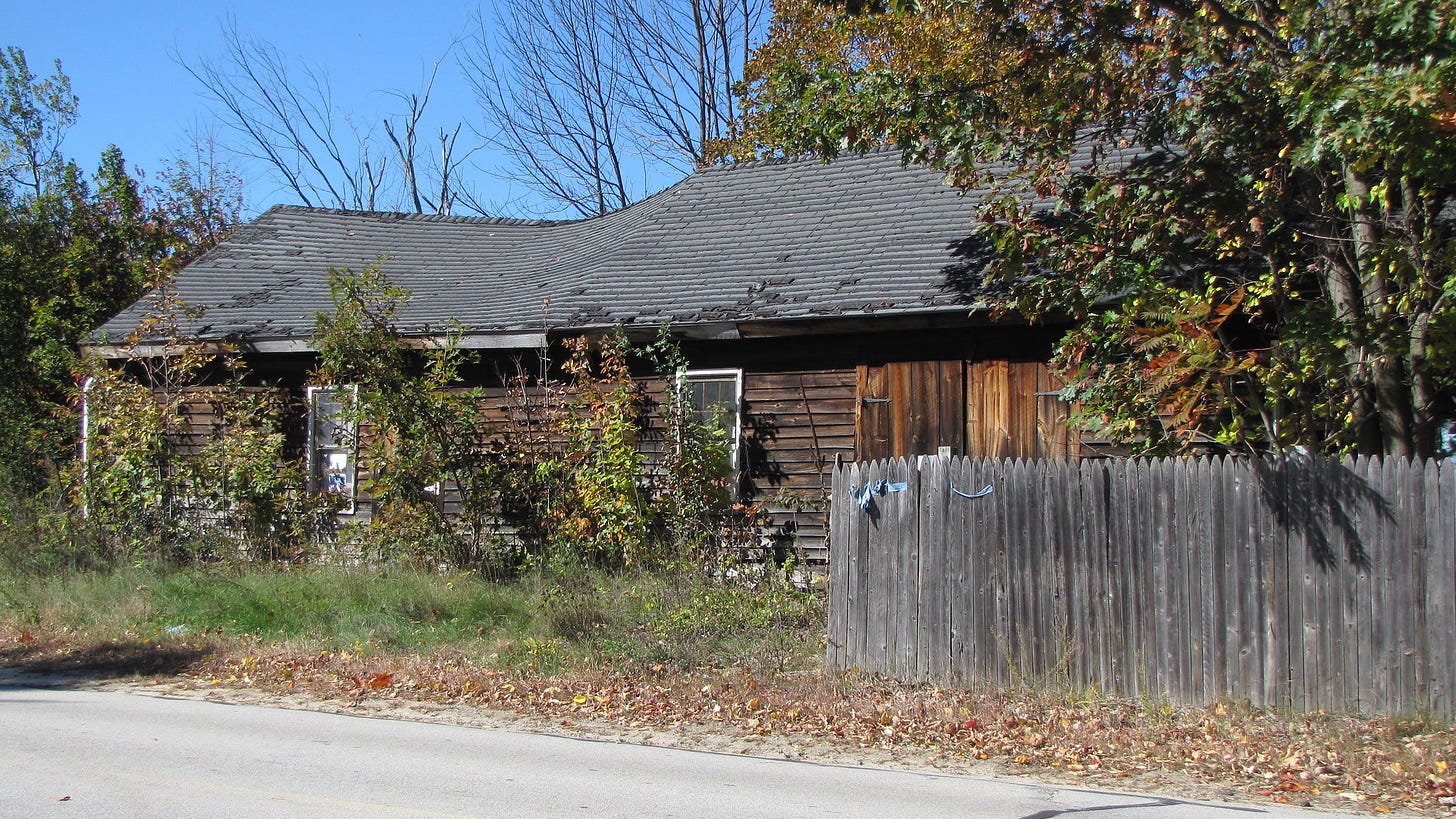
[3,625,1451,816]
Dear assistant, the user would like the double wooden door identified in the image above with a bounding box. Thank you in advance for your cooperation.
[855,360,1076,462]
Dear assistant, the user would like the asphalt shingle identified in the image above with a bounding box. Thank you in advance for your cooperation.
[91,145,1130,347]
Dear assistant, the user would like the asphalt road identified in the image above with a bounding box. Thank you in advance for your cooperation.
[0,679,1346,818]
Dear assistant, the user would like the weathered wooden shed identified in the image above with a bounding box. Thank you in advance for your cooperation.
[90,147,1128,562]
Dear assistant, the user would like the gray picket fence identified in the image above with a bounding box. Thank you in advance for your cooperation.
[827,454,1456,716]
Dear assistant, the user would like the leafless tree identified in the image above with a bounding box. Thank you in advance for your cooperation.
[606,0,766,164]
[463,0,768,217]
[463,0,632,217]
[382,58,485,215]
[182,20,482,215]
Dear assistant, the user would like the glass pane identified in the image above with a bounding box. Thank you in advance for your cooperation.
[313,393,351,447]
[323,451,353,496]
[688,378,736,436]
[685,375,740,479]
[310,388,357,505]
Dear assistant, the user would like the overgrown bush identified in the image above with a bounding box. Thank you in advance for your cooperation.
[313,263,531,573]
[0,465,105,574]
[13,266,787,580]
[549,331,650,565]
[312,266,765,575]
[642,328,737,564]
[65,285,329,567]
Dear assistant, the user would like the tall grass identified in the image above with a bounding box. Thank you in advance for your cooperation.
[0,562,826,674]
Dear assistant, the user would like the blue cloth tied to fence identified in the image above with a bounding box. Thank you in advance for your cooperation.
[853,478,995,514]
[853,479,908,513]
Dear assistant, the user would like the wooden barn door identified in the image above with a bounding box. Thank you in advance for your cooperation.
[964,360,1076,459]
[855,361,965,461]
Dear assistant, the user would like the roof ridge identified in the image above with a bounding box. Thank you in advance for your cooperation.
[257,149,907,224]
[695,144,905,174]
[263,203,558,227]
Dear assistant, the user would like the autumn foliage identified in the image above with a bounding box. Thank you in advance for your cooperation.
[728,0,1456,456]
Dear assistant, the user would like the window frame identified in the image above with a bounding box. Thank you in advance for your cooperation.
[678,368,744,473]
[306,384,359,514]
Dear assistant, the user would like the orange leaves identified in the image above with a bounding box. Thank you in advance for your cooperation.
[1277,773,1308,793]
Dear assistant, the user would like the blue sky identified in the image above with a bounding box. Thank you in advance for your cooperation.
[10,2,583,216]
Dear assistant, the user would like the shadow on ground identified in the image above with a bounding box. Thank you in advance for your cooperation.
[0,638,212,687]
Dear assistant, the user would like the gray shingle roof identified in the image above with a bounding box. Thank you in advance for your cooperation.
[91,146,1120,348]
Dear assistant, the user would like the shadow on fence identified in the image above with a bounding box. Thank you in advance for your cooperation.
[827,454,1455,717]
[1250,453,1386,570]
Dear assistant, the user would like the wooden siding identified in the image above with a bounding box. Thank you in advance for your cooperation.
[326,360,1082,562]
[151,329,1090,565]
[742,369,857,563]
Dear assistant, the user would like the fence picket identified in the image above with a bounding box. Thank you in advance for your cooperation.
[1353,455,1378,713]
[852,460,874,672]
[1286,455,1311,712]
[883,459,906,678]
[947,457,974,680]
[1113,459,1144,700]
[1431,461,1456,715]
[1326,457,1354,710]
[1395,458,1420,713]
[827,464,846,669]
[1194,456,1218,704]
[918,456,949,679]
[1371,457,1396,713]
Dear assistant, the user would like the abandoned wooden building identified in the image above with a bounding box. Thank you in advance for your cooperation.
[88,147,1129,562]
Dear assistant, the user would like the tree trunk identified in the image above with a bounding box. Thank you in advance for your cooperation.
[1345,166,1414,456]
[1319,235,1380,453]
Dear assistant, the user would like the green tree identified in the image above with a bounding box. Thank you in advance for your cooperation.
[0,47,243,489]
[0,46,76,197]
[312,263,508,568]
[0,153,152,486]
[728,0,1456,455]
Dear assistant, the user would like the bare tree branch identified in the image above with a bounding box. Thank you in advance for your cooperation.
[463,0,767,216]
[181,19,483,215]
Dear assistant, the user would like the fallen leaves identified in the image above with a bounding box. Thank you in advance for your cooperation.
[5,627,1452,815]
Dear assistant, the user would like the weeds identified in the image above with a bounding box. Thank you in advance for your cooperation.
[0,563,825,676]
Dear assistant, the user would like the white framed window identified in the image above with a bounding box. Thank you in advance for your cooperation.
[681,368,743,471]
[307,385,358,513]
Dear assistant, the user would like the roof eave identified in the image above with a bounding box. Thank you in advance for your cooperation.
[82,330,551,359]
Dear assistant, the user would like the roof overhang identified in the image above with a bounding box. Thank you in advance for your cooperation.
[559,305,1009,345]
[82,331,550,359]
